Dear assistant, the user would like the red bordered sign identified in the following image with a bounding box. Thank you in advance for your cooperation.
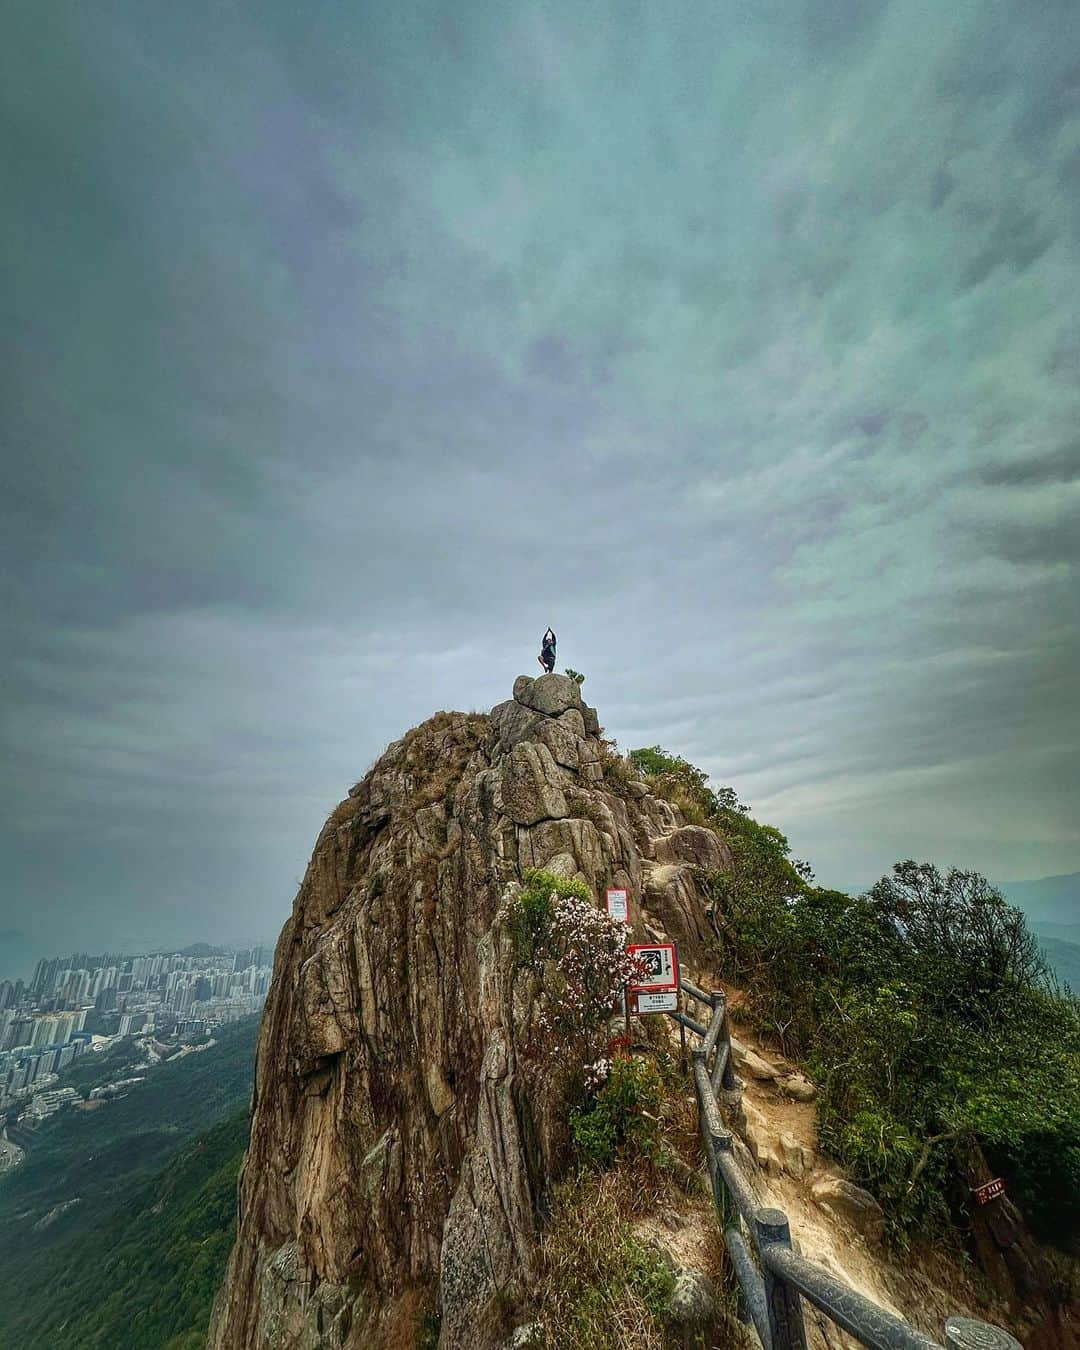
[627,942,679,994]
[973,1178,1005,1205]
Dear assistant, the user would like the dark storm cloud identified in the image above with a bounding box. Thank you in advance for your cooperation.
[2,0,1079,974]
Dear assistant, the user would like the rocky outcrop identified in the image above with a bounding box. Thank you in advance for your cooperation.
[208,677,729,1350]
[811,1176,887,1243]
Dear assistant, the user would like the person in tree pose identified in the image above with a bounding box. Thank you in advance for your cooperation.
[538,628,557,673]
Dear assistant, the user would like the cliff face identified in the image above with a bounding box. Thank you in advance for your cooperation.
[208,675,728,1350]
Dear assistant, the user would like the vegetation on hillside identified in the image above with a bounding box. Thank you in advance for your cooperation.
[6,1110,248,1350]
[505,869,647,1071]
[533,1030,728,1350]
[537,1170,678,1350]
[631,745,1080,1251]
[570,1054,667,1170]
[0,1017,257,1349]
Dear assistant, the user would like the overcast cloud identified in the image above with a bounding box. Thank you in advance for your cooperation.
[2,0,1079,975]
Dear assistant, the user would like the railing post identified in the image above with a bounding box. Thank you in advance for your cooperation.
[754,1208,808,1350]
[943,1317,1023,1350]
[713,991,738,1092]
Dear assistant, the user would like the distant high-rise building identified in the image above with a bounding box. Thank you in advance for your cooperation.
[94,987,117,1013]
[31,1017,58,1048]
[31,958,60,997]
[6,1017,33,1051]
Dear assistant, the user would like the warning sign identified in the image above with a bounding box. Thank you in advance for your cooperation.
[605,888,629,923]
[633,990,677,1014]
[973,1178,1005,1205]
[627,942,679,994]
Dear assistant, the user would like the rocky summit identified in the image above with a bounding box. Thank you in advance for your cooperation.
[207,676,732,1349]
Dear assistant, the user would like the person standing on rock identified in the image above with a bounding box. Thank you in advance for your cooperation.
[538,628,556,674]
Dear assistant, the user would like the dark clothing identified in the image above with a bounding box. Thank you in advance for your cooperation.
[540,629,556,674]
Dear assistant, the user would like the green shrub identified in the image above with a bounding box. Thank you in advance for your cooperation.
[506,868,590,966]
[504,871,644,1078]
[709,855,1080,1248]
[622,1239,677,1324]
[564,668,586,686]
[571,1056,665,1169]
[626,740,1080,1251]
[629,746,724,819]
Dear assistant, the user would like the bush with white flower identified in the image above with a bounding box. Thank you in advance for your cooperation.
[503,869,647,1069]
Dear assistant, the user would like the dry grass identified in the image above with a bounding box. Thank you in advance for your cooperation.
[328,795,362,827]
[596,741,636,799]
[536,1164,678,1350]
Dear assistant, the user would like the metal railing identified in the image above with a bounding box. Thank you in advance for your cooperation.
[663,977,1023,1350]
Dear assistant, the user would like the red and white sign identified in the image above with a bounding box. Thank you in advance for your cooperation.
[627,942,679,994]
[973,1178,1005,1205]
[605,887,629,923]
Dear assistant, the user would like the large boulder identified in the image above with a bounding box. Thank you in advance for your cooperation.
[641,861,712,960]
[667,1267,717,1328]
[653,825,731,872]
[535,718,581,770]
[515,673,583,718]
[500,742,568,826]
[512,675,536,704]
[730,1036,780,1081]
[556,708,586,739]
[516,817,607,887]
[811,1176,886,1243]
[490,699,543,753]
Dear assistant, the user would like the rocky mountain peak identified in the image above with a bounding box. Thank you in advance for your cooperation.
[208,677,727,1349]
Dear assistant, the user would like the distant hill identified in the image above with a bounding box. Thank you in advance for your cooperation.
[999,874,1080,993]
[1001,872,1080,925]
[0,1016,258,1349]
[1036,935,1080,994]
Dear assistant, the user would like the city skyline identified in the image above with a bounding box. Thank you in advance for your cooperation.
[0,935,277,987]
[0,938,274,1121]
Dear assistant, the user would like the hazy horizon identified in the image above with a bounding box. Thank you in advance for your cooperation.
[3,1,1079,965]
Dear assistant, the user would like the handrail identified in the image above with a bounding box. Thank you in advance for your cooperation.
[761,1243,942,1350]
[670,1010,709,1038]
[664,975,1023,1350]
[680,976,712,1005]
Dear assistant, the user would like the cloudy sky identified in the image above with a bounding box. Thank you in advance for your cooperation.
[3,0,1079,975]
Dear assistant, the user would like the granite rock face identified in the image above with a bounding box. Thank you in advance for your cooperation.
[208,679,731,1350]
